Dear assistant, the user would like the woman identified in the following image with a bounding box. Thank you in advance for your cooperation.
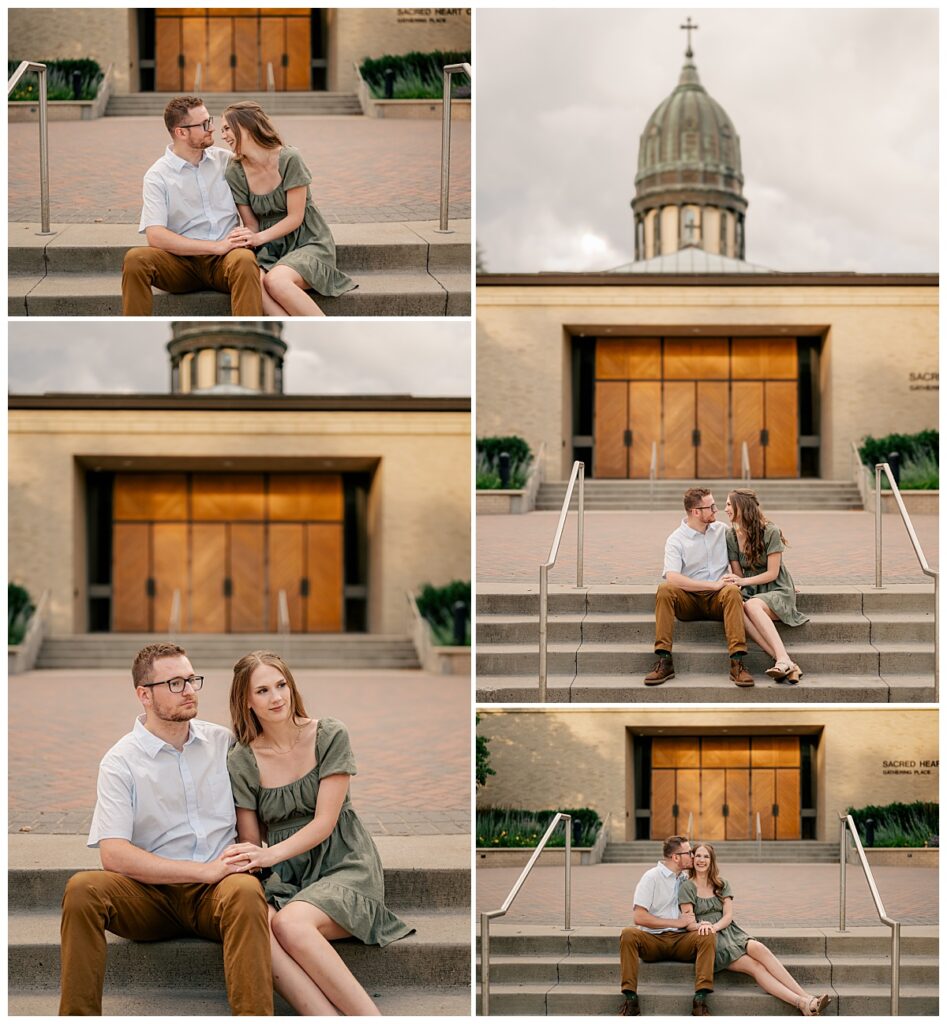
[223,650,413,1015]
[221,101,356,316]
[723,489,808,683]
[679,844,830,1016]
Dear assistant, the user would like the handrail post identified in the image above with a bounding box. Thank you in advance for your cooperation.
[756,812,762,860]
[577,462,585,587]
[874,465,883,588]
[538,563,549,703]
[890,921,900,1015]
[838,815,847,932]
[480,911,492,1015]
[564,820,572,931]
[435,62,471,233]
[8,61,53,235]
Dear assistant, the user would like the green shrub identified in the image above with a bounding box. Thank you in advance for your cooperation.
[847,801,938,847]
[477,807,602,848]
[360,50,471,100]
[859,430,938,468]
[416,580,470,646]
[476,715,495,789]
[8,59,103,101]
[9,583,35,646]
[476,436,532,489]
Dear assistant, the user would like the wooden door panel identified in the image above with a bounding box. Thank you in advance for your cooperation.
[114,474,188,521]
[751,769,776,840]
[726,769,751,839]
[268,523,305,631]
[701,769,726,840]
[181,17,208,94]
[268,475,344,521]
[595,339,631,380]
[307,523,344,631]
[233,16,259,90]
[285,16,311,91]
[651,771,676,839]
[153,524,189,634]
[652,737,700,768]
[676,769,700,836]
[731,381,764,478]
[627,339,662,379]
[664,338,728,380]
[629,382,661,479]
[112,523,150,631]
[762,338,798,379]
[776,769,801,840]
[663,382,695,477]
[192,475,265,521]
[156,18,182,91]
[191,523,227,632]
[765,382,799,478]
[751,736,800,767]
[701,737,750,768]
[731,338,765,380]
[594,381,628,478]
[260,17,285,90]
[230,524,265,632]
[206,18,233,91]
[697,381,729,477]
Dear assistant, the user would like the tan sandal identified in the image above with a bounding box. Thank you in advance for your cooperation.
[786,662,803,683]
[765,660,792,680]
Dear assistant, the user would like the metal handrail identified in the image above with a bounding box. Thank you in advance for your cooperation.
[850,442,873,508]
[838,813,900,1014]
[435,62,472,233]
[874,462,938,696]
[277,589,291,635]
[194,62,202,92]
[168,589,182,635]
[538,461,585,701]
[266,61,276,92]
[755,812,762,859]
[685,810,693,839]
[740,440,751,481]
[649,441,658,508]
[480,812,572,1015]
[8,61,52,235]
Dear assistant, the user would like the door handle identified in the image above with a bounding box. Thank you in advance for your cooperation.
[230,53,237,68]
[282,52,289,67]
[692,429,701,447]
[624,429,633,447]
[761,429,770,447]
[301,577,310,597]
[722,804,729,817]
[146,578,156,598]
[672,803,680,818]
[772,803,779,817]
[223,578,233,598]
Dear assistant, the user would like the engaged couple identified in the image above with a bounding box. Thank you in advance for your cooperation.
[645,487,807,689]
[59,642,410,1016]
[122,96,356,317]
[619,835,831,1016]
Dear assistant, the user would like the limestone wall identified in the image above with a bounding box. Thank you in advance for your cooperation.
[9,407,470,636]
[329,7,471,92]
[476,708,939,841]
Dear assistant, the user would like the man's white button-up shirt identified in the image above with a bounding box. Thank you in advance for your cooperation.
[632,861,685,934]
[662,518,730,581]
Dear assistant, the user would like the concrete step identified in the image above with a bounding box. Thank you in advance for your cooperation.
[602,841,840,864]
[9,986,469,1016]
[106,93,363,117]
[536,501,864,511]
[475,674,934,703]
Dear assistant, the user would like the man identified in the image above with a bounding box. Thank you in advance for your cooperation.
[59,642,273,1015]
[644,488,754,687]
[122,96,263,316]
[618,835,715,1016]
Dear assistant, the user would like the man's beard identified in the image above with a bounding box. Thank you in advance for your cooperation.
[152,701,198,723]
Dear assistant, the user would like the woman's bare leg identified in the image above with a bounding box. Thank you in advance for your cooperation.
[271,902,380,1016]
[745,940,810,999]
[260,269,290,316]
[727,955,812,1011]
[268,907,340,1015]
[744,597,791,664]
[264,265,325,316]
[742,607,777,659]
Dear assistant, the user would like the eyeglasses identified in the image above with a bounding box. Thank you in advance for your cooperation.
[676,849,694,857]
[140,675,205,693]
[695,504,717,511]
[179,118,214,132]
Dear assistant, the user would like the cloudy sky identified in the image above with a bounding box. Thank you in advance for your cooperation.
[477,7,938,273]
[8,321,470,395]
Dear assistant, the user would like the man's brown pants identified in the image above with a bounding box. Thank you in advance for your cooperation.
[619,927,716,993]
[654,582,747,656]
[121,246,263,316]
[59,870,273,1015]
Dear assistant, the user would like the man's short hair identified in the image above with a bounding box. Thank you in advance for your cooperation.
[663,834,689,858]
[132,642,187,687]
[683,488,712,512]
[164,96,204,134]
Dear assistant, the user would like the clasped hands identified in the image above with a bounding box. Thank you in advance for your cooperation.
[719,573,748,587]
[222,226,261,251]
[221,841,274,872]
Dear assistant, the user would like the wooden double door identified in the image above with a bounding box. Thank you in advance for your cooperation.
[594,337,799,479]
[156,9,312,92]
[650,736,801,841]
[112,473,343,633]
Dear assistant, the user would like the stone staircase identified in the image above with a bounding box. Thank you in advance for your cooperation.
[476,584,935,702]
[36,634,420,670]
[602,841,839,864]
[476,924,938,1015]
[106,92,363,118]
[8,841,470,1016]
[536,479,863,512]
[9,221,470,317]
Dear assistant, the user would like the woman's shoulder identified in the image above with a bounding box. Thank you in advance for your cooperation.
[227,739,256,773]
[317,716,348,744]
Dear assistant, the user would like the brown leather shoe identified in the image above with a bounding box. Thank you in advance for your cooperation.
[618,995,641,1015]
[729,658,754,687]
[692,995,711,1015]
[644,656,674,685]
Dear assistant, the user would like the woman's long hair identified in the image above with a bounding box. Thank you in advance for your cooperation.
[693,842,726,898]
[728,488,787,567]
[222,101,283,160]
[230,650,308,747]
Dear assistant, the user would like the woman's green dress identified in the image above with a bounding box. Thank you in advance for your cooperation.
[726,522,809,626]
[225,146,356,297]
[678,877,754,972]
[228,717,413,946]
